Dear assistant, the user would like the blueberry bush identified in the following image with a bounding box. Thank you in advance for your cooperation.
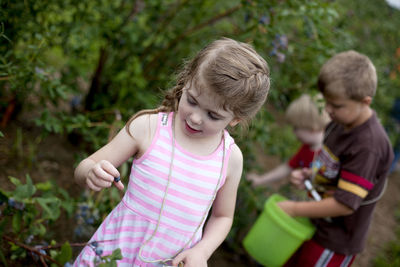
[1,0,400,265]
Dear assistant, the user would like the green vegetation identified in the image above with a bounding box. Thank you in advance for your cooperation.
[1,0,399,265]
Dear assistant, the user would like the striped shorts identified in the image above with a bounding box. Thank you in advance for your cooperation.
[283,239,356,267]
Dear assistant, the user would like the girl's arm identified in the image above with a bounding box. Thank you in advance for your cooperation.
[247,163,292,187]
[172,144,243,267]
[74,114,156,191]
[277,197,354,218]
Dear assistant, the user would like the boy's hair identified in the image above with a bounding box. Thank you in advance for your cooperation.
[285,94,330,131]
[127,37,270,130]
[317,50,377,101]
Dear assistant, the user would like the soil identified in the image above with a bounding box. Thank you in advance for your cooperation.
[1,114,399,267]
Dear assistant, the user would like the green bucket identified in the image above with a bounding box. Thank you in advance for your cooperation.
[243,194,316,266]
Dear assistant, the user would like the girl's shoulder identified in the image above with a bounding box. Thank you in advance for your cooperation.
[127,113,160,152]
[129,112,158,127]
[226,143,243,177]
[228,143,243,167]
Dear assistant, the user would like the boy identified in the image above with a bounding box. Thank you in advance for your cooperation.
[278,50,394,267]
[247,94,330,186]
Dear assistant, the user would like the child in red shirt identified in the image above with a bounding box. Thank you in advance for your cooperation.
[247,94,330,186]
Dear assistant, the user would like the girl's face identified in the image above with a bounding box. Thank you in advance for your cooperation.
[177,80,239,139]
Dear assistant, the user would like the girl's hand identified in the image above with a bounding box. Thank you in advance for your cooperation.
[172,248,208,267]
[86,160,124,191]
[290,168,311,190]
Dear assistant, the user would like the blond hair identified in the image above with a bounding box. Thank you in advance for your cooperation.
[285,94,330,131]
[126,37,270,132]
[317,50,377,101]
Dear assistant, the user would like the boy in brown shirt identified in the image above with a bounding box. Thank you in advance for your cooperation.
[279,51,394,267]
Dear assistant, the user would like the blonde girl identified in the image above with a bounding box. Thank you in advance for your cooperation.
[73,38,270,267]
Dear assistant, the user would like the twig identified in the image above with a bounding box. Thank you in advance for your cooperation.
[2,235,61,267]
[39,256,48,267]
[39,239,116,250]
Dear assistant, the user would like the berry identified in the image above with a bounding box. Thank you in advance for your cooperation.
[258,15,269,25]
[25,235,34,244]
[276,52,286,63]
[85,217,94,224]
[114,176,121,183]
[95,247,103,256]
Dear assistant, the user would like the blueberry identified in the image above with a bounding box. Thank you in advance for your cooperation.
[269,49,277,56]
[74,227,83,237]
[8,198,25,210]
[114,176,121,183]
[25,235,34,244]
[91,241,99,248]
[95,247,103,256]
[79,204,89,211]
[85,217,94,224]
[258,15,269,25]
[276,52,286,63]
[8,198,15,207]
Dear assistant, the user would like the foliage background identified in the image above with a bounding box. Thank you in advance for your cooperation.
[1,0,400,266]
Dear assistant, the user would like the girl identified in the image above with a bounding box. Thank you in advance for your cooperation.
[73,38,270,267]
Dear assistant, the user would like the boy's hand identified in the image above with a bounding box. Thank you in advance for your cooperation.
[246,172,263,187]
[290,168,311,190]
[86,160,124,191]
[277,200,296,217]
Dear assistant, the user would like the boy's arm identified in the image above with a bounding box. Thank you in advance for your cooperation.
[172,144,243,266]
[278,197,354,218]
[247,163,292,186]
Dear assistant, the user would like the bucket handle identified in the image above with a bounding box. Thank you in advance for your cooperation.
[304,180,332,223]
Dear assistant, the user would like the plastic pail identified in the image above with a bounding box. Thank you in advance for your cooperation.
[243,194,316,266]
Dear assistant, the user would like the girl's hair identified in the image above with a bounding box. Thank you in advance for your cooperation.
[126,37,270,133]
[317,50,377,101]
[285,94,330,131]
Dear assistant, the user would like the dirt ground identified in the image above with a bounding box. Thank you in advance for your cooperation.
[1,115,399,266]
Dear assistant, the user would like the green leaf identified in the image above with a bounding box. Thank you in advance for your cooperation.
[9,176,22,187]
[60,201,74,218]
[36,197,61,220]
[11,175,36,200]
[0,190,9,201]
[12,212,22,233]
[0,216,8,234]
[36,181,53,191]
[0,248,8,267]
[25,174,36,197]
[55,241,72,265]
[110,248,122,260]
[31,223,46,236]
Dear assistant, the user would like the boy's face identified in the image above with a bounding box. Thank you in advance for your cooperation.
[293,128,324,147]
[323,92,371,130]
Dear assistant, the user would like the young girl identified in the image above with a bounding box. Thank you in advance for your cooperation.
[73,38,270,267]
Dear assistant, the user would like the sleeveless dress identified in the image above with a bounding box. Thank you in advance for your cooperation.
[74,112,235,266]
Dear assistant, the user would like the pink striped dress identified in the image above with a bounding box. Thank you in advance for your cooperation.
[74,112,235,266]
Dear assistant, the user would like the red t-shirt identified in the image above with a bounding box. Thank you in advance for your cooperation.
[288,144,319,169]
